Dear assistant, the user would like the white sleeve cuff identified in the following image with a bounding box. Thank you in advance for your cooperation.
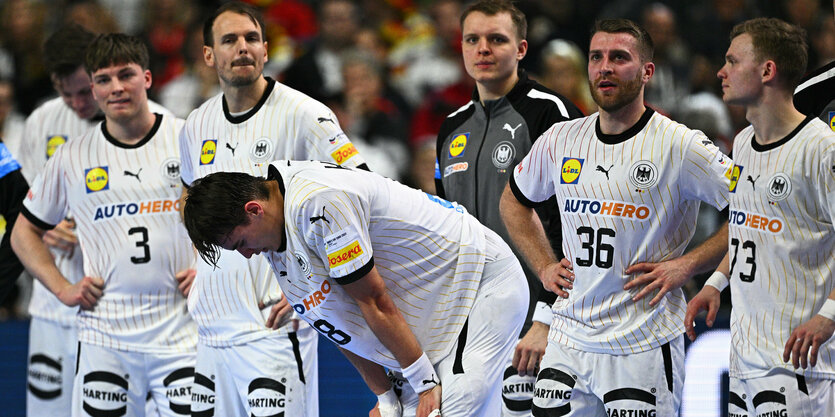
[532,301,553,325]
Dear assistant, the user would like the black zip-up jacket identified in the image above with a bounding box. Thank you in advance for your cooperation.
[434,70,583,335]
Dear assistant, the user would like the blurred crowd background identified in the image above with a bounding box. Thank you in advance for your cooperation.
[1,0,833,318]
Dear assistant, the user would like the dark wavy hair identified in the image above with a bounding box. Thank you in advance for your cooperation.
[183,171,270,267]
[730,17,808,89]
[44,24,96,79]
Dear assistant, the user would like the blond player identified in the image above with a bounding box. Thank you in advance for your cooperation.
[500,19,731,416]
[18,26,171,416]
[181,160,529,417]
[686,18,835,416]
[179,3,367,416]
[11,34,196,416]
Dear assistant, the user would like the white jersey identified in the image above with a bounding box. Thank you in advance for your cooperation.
[22,113,197,353]
[179,78,367,346]
[727,117,835,379]
[21,97,170,325]
[263,160,486,369]
[511,109,731,354]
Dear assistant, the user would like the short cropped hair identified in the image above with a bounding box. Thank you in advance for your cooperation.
[460,0,527,41]
[183,172,271,266]
[203,1,266,47]
[730,17,808,89]
[591,19,654,62]
[84,33,150,74]
[44,25,96,79]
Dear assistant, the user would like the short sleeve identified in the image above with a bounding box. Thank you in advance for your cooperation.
[510,125,558,206]
[21,146,69,229]
[178,121,196,187]
[297,101,367,168]
[680,131,733,210]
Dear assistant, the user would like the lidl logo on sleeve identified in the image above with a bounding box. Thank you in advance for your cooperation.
[829,112,835,131]
[560,157,584,184]
[46,135,67,159]
[200,140,217,165]
[448,133,468,159]
[332,143,358,164]
[85,166,109,193]
[729,165,743,193]
[327,240,364,268]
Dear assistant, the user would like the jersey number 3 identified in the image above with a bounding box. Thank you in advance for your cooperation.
[128,226,151,264]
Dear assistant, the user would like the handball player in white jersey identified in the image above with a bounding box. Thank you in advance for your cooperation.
[500,19,732,416]
[18,26,171,417]
[12,33,197,417]
[686,18,835,416]
[179,3,369,416]
[181,160,529,417]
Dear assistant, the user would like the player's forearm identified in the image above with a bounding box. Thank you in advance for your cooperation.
[339,347,392,395]
[358,291,424,370]
[10,214,71,295]
[499,184,557,276]
[679,222,729,277]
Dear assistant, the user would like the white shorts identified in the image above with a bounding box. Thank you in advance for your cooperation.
[391,247,529,417]
[192,324,319,417]
[501,341,537,417]
[71,342,195,417]
[27,317,77,417]
[729,368,835,417]
[532,336,684,417]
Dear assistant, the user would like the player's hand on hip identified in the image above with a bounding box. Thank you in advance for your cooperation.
[59,276,104,309]
[684,286,721,341]
[175,268,196,297]
[514,320,548,376]
[624,258,691,306]
[416,384,442,417]
[540,258,574,298]
[42,218,78,255]
[261,295,294,330]
[782,315,835,369]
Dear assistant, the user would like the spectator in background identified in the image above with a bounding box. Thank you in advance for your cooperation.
[641,2,691,114]
[62,0,121,34]
[0,79,24,160]
[282,0,360,103]
[140,0,196,92]
[1,0,50,115]
[159,23,221,118]
[335,49,410,181]
[537,39,595,116]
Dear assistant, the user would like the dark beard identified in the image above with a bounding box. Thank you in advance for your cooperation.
[589,73,643,112]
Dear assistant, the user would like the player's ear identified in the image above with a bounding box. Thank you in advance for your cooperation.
[762,60,777,84]
[203,45,215,67]
[243,201,263,216]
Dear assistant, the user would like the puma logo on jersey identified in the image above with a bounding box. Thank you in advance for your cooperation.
[226,142,237,156]
[318,117,334,124]
[596,164,614,180]
[422,375,439,386]
[747,174,760,189]
[123,168,142,182]
[503,123,522,139]
[309,206,330,224]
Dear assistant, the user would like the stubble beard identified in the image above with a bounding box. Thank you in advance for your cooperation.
[590,72,643,113]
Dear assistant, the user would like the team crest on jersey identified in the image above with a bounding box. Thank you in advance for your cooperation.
[294,251,313,279]
[766,173,791,203]
[160,157,181,186]
[85,166,109,193]
[492,141,515,170]
[729,165,743,193]
[200,140,217,165]
[628,160,658,190]
[250,138,274,164]
[46,135,67,159]
[560,157,584,184]
[829,111,835,131]
[448,133,468,159]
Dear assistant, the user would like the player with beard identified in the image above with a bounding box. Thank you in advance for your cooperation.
[500,19,732,416]
[178,3,367,416]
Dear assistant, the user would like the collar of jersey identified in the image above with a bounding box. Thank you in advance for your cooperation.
[750,115,814,152]
[101,113,162,149]
[222,77,276,124]
[266,163,287,253]
[595,107,655,145]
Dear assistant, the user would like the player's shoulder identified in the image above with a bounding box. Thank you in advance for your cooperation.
[26,97,70,124]
[183,92,224,124]
[273,82,336,121]
[147,99,173,116]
